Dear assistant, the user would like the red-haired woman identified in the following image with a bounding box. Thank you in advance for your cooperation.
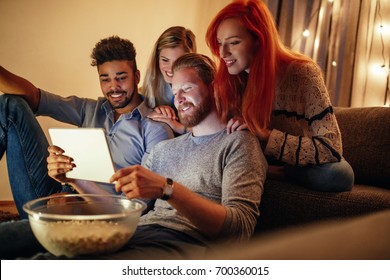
[206,0,354,192]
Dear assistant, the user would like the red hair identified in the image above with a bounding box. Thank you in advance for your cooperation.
[206,0,311,135]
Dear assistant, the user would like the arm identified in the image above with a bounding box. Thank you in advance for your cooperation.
[141,120,175,165]
[37,90,90,126]
[0,65,40,111]
[217,132,266,239]
[110,165,227,239]
[265,62,342,166]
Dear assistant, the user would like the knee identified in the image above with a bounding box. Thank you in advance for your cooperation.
[0,94,29,108]
[310,160,355,192]
[286,159,355,192]
[0,95,32,118]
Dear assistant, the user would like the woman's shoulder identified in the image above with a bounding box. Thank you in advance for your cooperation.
[284,60,322,77]
[278,60,324,91]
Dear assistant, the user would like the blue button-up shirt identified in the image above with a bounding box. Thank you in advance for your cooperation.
[37,89,174,193]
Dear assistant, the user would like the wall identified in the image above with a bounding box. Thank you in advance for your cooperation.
[0,0,231,201]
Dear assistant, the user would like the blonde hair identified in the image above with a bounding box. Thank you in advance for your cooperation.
[142,26,196,108]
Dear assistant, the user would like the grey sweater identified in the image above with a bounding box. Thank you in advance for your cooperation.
[140,129,268,243]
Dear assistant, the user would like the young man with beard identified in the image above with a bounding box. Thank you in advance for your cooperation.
[0,36,173,219]
[0,53,267,259]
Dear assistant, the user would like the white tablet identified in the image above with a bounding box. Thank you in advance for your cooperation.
[48,128,115,183]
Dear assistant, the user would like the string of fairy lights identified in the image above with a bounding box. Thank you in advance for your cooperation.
[291,0,389,106]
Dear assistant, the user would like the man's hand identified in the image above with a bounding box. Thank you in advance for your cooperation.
[47,145,76,184]
[110,165,166,200]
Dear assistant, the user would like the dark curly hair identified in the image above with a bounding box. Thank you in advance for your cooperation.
[90,35,137,71]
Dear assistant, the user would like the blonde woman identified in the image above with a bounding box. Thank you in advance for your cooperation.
[143,26,196,134]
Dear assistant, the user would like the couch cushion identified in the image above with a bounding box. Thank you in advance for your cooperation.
[334,107,390,188]
[256,179,390,232]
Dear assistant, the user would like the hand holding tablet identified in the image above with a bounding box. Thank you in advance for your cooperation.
[48,128,116,184]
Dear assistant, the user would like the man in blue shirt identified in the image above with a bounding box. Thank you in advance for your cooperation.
[0,36,174,218]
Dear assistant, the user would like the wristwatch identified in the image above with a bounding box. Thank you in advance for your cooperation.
[161,178,174,200]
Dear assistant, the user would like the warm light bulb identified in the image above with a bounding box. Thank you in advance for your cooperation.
[302,29,310,37]
[369,63,388,79]
[332,61,337,67]
[378,24,390,35]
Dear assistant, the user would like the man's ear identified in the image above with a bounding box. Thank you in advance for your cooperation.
[135,69,141,85]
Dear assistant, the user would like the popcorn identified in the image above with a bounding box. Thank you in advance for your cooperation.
[32,220,134,257]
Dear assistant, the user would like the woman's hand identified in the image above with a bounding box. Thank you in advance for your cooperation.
[110,165,166,200]
[47,145,76,184]
[226,117,248,134]
[227,117,271,142]
[153,105,177,119]
[148,106,187,134]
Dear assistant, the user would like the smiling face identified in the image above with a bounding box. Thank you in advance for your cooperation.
[172,67,213,128]
[159,46,186,84]
[216,17,258,74]
[98,60,140,113]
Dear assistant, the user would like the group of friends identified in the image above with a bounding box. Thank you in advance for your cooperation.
[0,0,354,259]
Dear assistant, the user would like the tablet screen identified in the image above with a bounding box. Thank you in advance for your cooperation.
[48,128,116,183]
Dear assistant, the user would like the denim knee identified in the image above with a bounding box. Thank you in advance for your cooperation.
[0,95,32,159]
[285,158,355,192]
[0,94,31,114]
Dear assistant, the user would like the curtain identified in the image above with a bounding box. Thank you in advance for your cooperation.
[264,0,390,107]
[351,0,390,106]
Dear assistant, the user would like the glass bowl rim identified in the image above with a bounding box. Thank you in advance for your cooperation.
[23,193,146,221]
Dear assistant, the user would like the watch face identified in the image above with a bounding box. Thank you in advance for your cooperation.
[162,178,174,200]
[163,184,173,195]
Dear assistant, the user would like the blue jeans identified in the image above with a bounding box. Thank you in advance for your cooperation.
[0,95,61,219]
[285,158,355,192]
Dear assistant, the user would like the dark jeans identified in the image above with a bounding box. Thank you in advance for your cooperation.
[0,95,61,219]
[0,219,209,260]
[285,158,355,192]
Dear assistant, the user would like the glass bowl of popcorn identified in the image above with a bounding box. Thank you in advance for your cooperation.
[23,193,146,257]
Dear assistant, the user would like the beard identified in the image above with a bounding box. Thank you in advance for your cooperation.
[178,97,213,128]
[107,91,133,109]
